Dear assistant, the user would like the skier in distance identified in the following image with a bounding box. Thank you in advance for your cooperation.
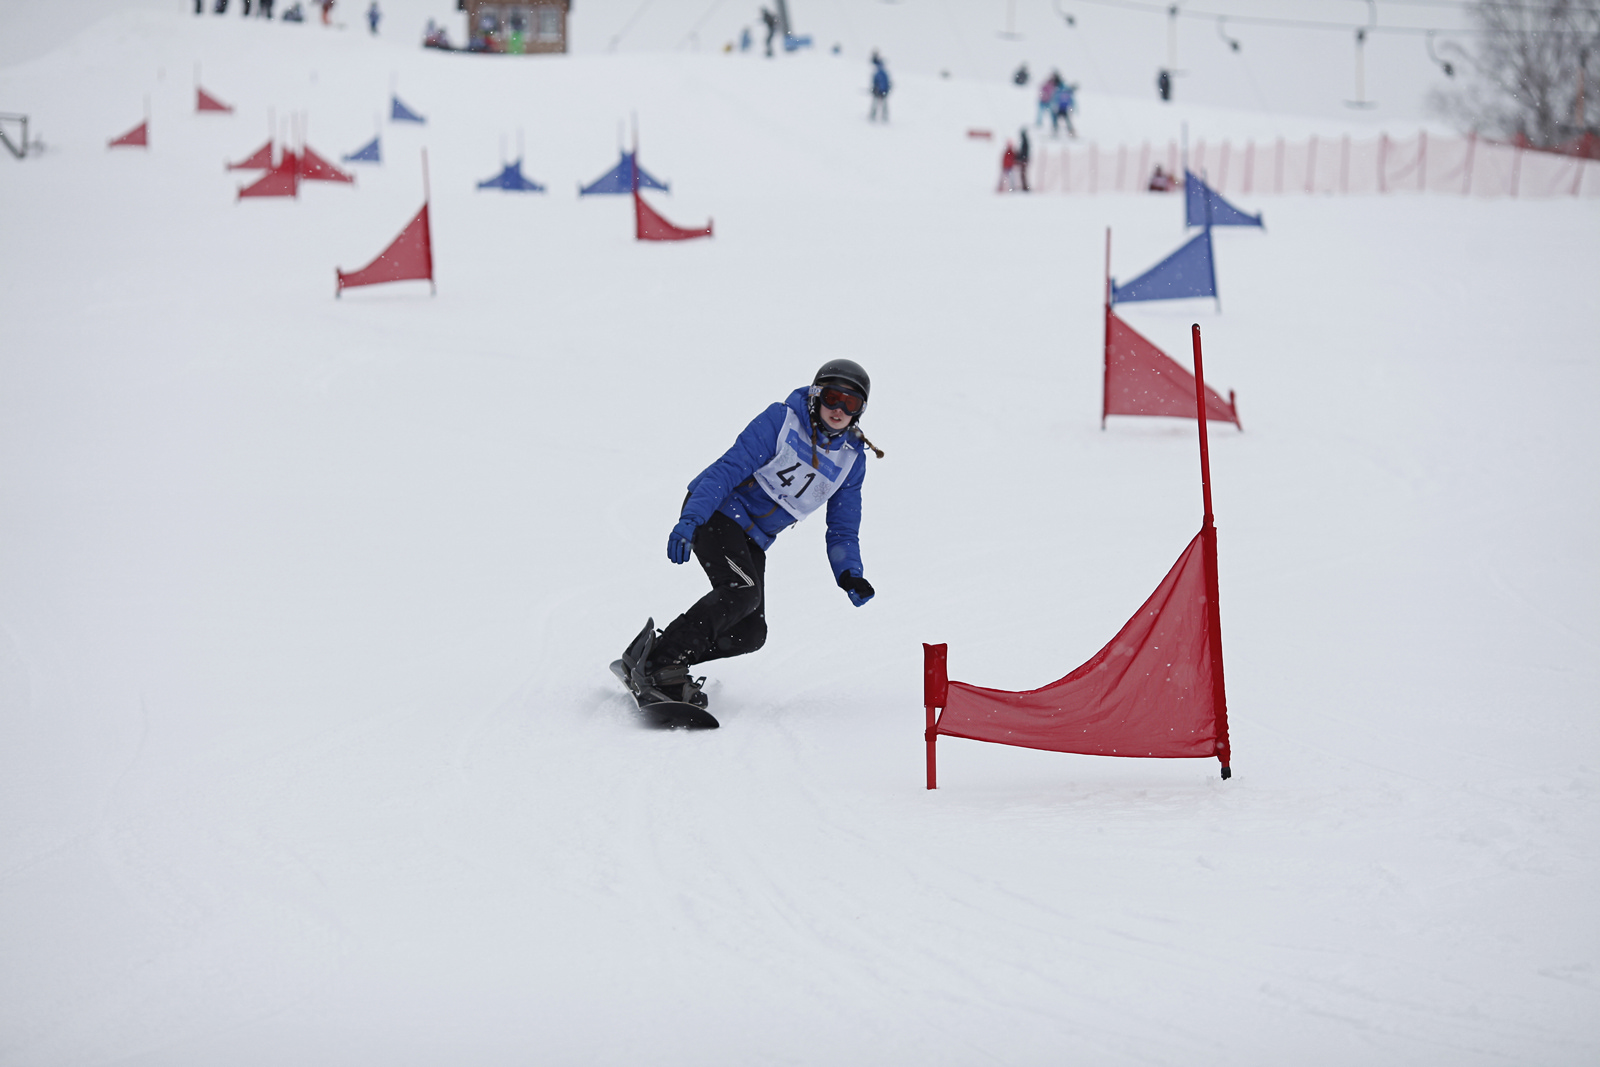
[619,360,883,710]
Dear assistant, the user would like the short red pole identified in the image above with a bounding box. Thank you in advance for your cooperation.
[922,643,948,789]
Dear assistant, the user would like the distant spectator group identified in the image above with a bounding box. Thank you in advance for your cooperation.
[196,0,365,26]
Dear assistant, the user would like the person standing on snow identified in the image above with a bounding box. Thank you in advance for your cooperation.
[761,7,778,56]
[1016,127,1031,191]
[618,360,883,710]
[1053,79,1078,138]
[998,140,1019,192]
[869,51,891,122]
[1036,70,1059,126]
[367,0,380,34]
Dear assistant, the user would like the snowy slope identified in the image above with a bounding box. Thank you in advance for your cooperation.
[1,8,1597,1066]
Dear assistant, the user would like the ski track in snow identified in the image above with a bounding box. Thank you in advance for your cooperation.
[1,6,1597,1065]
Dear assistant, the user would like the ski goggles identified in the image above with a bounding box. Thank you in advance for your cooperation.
[818,387,865,415]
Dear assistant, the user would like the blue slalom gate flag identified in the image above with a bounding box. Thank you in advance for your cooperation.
[1110,228,1218,305]
[579,151,669,195]
[1185,171,1263,228]
[391,95,425,124]
[343,136,381,163]
[477,159,546,192]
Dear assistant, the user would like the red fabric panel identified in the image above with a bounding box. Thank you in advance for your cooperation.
[238,154,299,199]
[634,190,712,241]
[196,88,233,113]
[337,204,433,292]
[935,531,1223,760]
[108,121,148,148]
[227,141,274,170]
[1105,309,1239,427]
[299,146,354,183]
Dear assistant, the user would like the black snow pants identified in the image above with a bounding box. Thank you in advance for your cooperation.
[655,510,768,667]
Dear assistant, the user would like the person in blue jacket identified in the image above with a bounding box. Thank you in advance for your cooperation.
[869,52,892,122]
[620,360,883,709]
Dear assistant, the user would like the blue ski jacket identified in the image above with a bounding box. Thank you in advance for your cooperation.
[681,387,868,581]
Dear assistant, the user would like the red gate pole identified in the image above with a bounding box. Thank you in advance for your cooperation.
[1190,326,1233,780]
[923,643,948,789]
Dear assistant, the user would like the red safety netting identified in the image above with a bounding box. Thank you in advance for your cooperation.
[108,121,148,148]
[336,204,433,295]
[932,529,1229,764]
[1104,308,1240,428]
[634,190,712,241]
[238,152,299,198]
[196,87,233,113]
[299,145,354,183]
[227,140,274,171]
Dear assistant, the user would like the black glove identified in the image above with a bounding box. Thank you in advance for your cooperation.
[837,570,875,607]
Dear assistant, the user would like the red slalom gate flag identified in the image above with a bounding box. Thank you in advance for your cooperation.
[227,140,274,171]
[299,145,354,183]
[336,204,434,295]
[1104,307,1240,429]
[108,121,148,148]
[634,189,712,241]
[928,532,1226,760]
[196,87,233,113]
[924,323,1233,787]
[238,152,299,199]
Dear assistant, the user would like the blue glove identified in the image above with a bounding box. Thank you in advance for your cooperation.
[667,517,699,564]
[837,570,875,607]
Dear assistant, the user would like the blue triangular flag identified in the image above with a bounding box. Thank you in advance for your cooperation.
[477,159,546,192]
[578,151,669,196]
[1185,171,1263,228]
[343,136,381,163]
[1110,228,1218,304]
[390,95,425,124]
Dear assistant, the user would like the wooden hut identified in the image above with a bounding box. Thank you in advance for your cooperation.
[461,1,570,54]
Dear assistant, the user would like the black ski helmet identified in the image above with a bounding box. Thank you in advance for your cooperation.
[813,358,870,402]
[810,358,871,433]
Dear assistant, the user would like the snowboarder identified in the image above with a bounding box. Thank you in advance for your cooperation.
[367,0,380,34]
[869,52,891,122]
[617,360,882,714]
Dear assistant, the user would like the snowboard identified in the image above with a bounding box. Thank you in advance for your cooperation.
[609,660,720,730]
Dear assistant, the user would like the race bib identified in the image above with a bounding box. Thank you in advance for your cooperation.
[752,408,859,521]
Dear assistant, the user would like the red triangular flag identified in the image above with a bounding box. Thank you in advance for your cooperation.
[227,140,274,171]
[336,204,433,295]
[634,189,712,241]
[196,87,233,113]
[108,121,148,148]
[299,145,354,183]
[1104,308,1239,428]
[238,152,299,199]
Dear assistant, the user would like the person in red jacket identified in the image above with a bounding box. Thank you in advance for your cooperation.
[998,141,1019,192]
